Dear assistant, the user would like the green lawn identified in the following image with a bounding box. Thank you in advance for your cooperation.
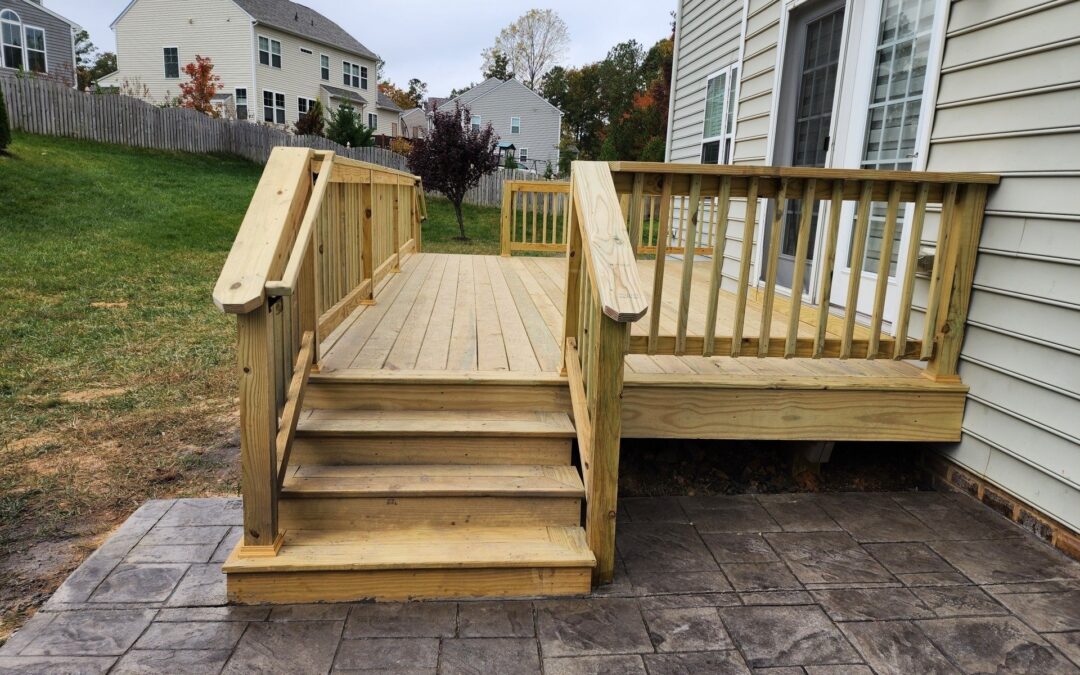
[0,132,504,640]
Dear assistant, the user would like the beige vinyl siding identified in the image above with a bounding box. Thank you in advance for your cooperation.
[109,0,252,104]
[372,107,402,136]
[256,25,375,127]
[666,0,745,163]
[921,0,1080,531]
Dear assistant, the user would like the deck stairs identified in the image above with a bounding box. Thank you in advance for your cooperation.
[223,378,595,603]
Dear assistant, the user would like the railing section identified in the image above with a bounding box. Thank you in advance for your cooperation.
[212,147,426,556]
[607,163,996,376]
[562,162,648,582]
[500,180,572,256]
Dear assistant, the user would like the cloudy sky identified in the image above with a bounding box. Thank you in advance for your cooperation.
[50,0,675,96]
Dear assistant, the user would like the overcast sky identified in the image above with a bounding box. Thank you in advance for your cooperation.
[50,0,675,96]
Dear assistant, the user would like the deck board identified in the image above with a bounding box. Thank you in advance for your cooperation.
[321,253,914,380]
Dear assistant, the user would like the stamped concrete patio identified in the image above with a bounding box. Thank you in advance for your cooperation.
[2,493,1080,674]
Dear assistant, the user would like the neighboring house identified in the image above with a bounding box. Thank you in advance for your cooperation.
[0,0,78,86]
[370,91,402,137]
[99,0,379,128]
[400,106,427,139]
[666,0,1080,532]
[437,77,562,171]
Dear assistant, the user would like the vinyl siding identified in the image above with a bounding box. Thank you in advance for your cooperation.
[458,79,562,170]
[108,0,252,105]
[0,0,75,85]
[372,106,402,137]
[926,0,1080,532]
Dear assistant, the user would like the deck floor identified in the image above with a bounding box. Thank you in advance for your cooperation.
[320,253,924,383]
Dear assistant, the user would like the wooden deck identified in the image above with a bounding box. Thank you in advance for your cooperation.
[322,252,891,379]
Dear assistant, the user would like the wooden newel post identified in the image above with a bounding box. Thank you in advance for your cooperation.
[926,183,989,380]
[236,303,282,556]
[560,176,581,376]
[586,315,630,583]
[500,183,513,256]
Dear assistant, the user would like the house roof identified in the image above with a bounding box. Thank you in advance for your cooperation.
[232,0,378,60]
[321,84,368,105]
[376,92,402,112]
[437,77,563,117]
[14,0,81,29]
[424,97,449,113]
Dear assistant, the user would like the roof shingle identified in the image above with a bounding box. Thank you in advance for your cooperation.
[232,0,378,60]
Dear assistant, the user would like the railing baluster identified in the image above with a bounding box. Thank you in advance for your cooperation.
[841,181,874,358]
[648,175,673,354]
[703,176,732,356]
[731,177,759,357]
[814,180,844,358]
[922,183,957,359]
[628,173,644,255]
[785,178,817,358]
[676,175,703,354]
[893,182,929,359]
[758,178,790,357]
[868,182,903,358]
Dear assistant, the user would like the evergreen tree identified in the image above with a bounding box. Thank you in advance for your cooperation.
[326,100,373,148]
[0,88,11,154]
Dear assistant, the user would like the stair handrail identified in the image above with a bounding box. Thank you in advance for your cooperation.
[562,161,648,583]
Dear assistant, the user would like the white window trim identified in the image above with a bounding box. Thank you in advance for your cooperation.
[262,89,285,125]
[258,35,281,68]
[360,65,368,90]
[0,9,23,71]
[162,45,179,79]
[343,60,362,88]
[510,116,521,134]
[298,96,317,115]
[23,23,46,74]
[699,63,740,164]
[518,147,529,162]
[471,114,481,132]
[320,53,329,81]
[367,112,377,130]
[235,87,248,120]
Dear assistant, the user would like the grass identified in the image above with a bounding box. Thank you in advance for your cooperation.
[0,132,504,640]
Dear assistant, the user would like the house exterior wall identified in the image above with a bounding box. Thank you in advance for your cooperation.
[665,0,1080,530]
[401,107,427,138]
[105,0,252,104]
[371,106,401,136]
[0,0,76,85]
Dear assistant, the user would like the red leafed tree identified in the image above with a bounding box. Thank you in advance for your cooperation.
[178,56,223,117]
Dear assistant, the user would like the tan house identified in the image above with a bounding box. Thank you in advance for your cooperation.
[99,0,381,129]
[666,0,1080,536]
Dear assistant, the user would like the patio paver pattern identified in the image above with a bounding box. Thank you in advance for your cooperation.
[2,493,1080,674]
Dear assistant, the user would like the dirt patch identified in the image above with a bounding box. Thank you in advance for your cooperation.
[59,387,131,404]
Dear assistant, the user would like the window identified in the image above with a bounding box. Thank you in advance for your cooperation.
[258,36,281,68]
[700,64,738,164]
[853,0,937,276]
[235,88,248,120]
[510,116,520,134]
[163,47,179,79]
[320,54,329,81]
[298,97,316,115]
[518,147,528,162]
[360,65,368,89]
[299,47,312,55]
[343,61,360,87]
[24,26,44,73]
[1,10,22,70]
[367,113,377,130]
[263,90,285,124]
[470,114,481,132]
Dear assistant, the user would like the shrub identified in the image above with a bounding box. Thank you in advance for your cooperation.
[326,100,373,148]
[294,99,325,137]
[0,87,10,153]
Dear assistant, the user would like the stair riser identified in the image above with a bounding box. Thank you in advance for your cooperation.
[305,381,571,412]
[290,436,573,466]
[279,497,582,530]
[227,567,592,603]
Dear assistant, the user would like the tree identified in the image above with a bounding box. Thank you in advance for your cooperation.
[326,99,373,147]
[484,9,569,89]
[481,49,514,80]
[406,104,500,240]
[74,30,96,91]
[380,78,428,109]
[406,78,428,107]
[0,87,11,155]
[177,55,222,116]
[88,53,117,87]
[294,99,325,136]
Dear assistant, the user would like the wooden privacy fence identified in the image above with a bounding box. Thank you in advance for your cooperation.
[500,180,572,255]
[212,148,425,554]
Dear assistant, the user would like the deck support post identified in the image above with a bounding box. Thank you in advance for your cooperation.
[235,304,282,556]
[925,184,989,381]
[585,316,630,584]
[360,178,375,305]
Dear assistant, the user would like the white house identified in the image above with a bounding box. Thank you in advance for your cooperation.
[437,77,562,172]
[100,0,386,130]
[665,0,1080,539]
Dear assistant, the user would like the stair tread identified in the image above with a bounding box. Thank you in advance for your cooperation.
[224,526,596,572]
[297,409,576,438]
[283,464,584,497]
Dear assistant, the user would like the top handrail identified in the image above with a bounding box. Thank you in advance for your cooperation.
[571,161,649,323]
[608,161,1001,185]
[265,151,337,297]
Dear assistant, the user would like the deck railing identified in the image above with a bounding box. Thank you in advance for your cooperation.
[562,162,648,582]
[212,147,426,556]
[500,180,572,255]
